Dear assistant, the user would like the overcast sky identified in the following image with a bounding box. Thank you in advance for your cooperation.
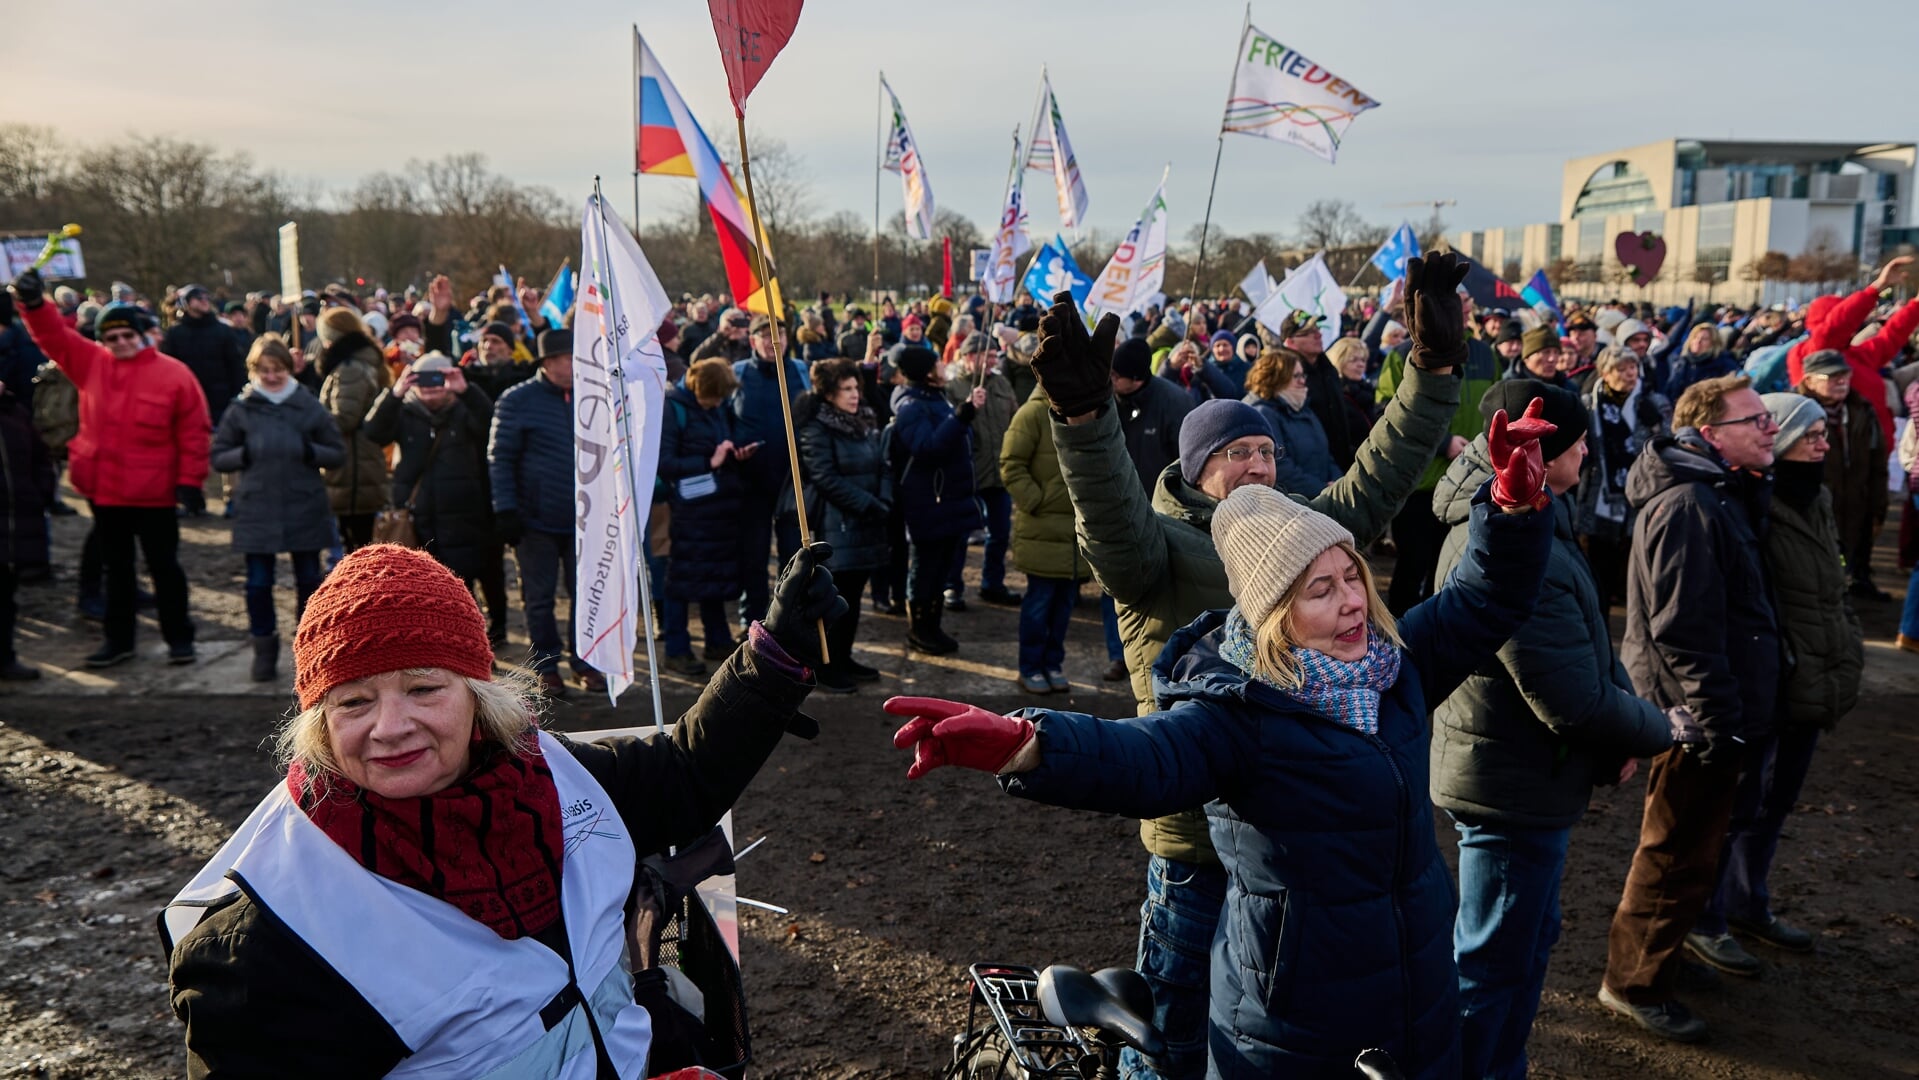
[6,0,1913,245]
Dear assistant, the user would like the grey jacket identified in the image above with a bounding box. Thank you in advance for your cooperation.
[210,385,345,555]
[1432,438,1671,828]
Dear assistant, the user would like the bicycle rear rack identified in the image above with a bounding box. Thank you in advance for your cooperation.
[962,963,1087,1077]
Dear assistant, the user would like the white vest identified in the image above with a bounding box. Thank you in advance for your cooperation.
[163,732,652,1079]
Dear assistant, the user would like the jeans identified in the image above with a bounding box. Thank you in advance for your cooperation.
[1903,496,1919,639]
[1697,727,1822,935]
[908,534,962,607]
[243,551,323,638]
[947,487,1010,595]
[1018,576,1074,676]
[94,505,192,649]
[1451,816,1571,1080]
[738,480,802,627]
[664,597,731,658]
[517,529,584,675]
[1100,591,1125,663]
[1119,855,1224,1080]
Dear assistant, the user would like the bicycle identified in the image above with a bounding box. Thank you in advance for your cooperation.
[943,961,1405,1080]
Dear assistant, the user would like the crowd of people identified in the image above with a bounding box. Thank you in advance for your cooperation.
[2,240,1916,1078]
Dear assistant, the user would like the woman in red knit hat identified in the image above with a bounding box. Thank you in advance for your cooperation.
[158,540,844,1078]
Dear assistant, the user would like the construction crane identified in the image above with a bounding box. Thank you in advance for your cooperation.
[1386,200,1457,245]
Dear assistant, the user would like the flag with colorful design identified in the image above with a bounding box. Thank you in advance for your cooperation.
[1021,234,1093,310]
[1023,70,1090,236]
[880,74,936,241]
[1521,269,1561,318]
[1222,23,1380,163]
[1084,168,1169,326]
[983,135,1032,303]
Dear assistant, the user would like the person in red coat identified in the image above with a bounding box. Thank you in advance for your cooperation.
[10,268,211,668]
[1785,255,1919,447]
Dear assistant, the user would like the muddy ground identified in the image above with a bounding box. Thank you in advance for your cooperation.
[1,502,1915,1078]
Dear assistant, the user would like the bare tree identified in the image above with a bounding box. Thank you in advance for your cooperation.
[1294,199,1378,250]
[66,136,253,290]
[716,131,815,252]
[337,171,428,290]
[1543,257,1579,289]
[0,123,68,210]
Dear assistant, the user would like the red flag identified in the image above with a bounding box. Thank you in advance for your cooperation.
[707,0,804,115]
[941,236,953,298]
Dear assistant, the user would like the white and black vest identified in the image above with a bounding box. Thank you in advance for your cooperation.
[162,732,652,1078]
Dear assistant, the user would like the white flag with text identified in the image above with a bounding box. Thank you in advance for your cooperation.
[1083,169,1169,326]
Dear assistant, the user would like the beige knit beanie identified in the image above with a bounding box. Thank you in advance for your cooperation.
[315,306,367,348]
[1212,485,1355,629]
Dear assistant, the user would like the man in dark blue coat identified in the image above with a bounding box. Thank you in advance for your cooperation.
[731,316,810,630]
[489,329,606,697]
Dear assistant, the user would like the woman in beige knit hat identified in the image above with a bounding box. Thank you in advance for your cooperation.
[891,403,1559,1079]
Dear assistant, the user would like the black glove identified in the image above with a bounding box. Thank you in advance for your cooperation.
[763,541,848,669]
[1403,252,1469,372]
[9,267,45,309]
[954,399,977,424]
[864,498,891,521]
[300,441,315,467]
[176,485,206,515]
[495,509,524,546]
[1033,290,1119,418]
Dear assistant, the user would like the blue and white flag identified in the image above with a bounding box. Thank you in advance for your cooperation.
[1020,234,1093,309]
[1368,222,1420,281]
[494,265,537,338]
[540,260,576,329]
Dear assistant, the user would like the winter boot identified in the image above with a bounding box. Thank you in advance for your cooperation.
[250,635,279,682]
[907,602,959,655]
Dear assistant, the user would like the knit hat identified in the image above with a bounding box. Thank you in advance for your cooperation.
[1112,338,1153,381]
[960,330,991,355]
[1520,325,1560,360]
[293,544,496,709]
[1178,400,1275,486]
[388,312,422,337]
[902,313,924,329]
[1495,320,1524,345]
[656,315,680,348]
[1209,329,1237,347]
[1212,484,1355,629]
[316,306,368,348]
[1479,379,1586,463]
[1762,392,1824,456]
[94,303,143,339]
[536,327,573,359]
[894,344,939,383]
[409,351,455,374]
[481,320,514,346]
[1799,349,1849,379]
[1613,317,1650,345]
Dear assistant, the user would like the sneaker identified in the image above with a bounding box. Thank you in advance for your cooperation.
[1596,984,1708,1043]
[1730,914,1815,953]
[943,589,968,613]
[1045,670,1070,693]
[0,660,41,681]
[577,670,609,694]
[538,670,568,699]
[977,585,1023,607]
[844,659,882,682]
[85,643,134,668]
[1684,931,1762,977]
[815,668,858,695]
[664,654,707,677]
[166,642,197,665]
[1101,659,1129,682]
[1018,672,1053,694]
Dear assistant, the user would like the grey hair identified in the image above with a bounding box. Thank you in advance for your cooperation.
[276,667,546,787]
[1595,346,1641,376]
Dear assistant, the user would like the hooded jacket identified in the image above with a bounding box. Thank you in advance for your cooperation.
[946,370,1020,492]
[315,334,391,517]
[658,385,745,601]
[362,385,496,580]
[1114,374,1194,493]
[1433,438,1671,828]
[1786,288,1919,445]
[210,384,346,555]
[1000,387,1087,581]
[1764,479,1863,730]
[1622,433,1782,749]
[887,383,983,544]
[1002,493,1554,1080]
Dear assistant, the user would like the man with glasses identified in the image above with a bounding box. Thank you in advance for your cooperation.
[1600,374,1782,1044]
[9,268,209,668]
[1796,350,1888,600]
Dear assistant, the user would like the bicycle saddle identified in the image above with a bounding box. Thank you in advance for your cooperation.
[1036,965,1167,1058]
[1353,1048,1405,1080]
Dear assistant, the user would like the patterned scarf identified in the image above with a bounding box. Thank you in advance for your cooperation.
[288,741,565,940]
[1218,609,1403,734]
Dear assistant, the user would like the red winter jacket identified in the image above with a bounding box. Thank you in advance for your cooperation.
[21,302,210,508]
[1786,288,1919,446]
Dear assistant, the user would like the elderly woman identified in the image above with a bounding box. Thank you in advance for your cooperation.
[659,358,752,678]
[211,336,346,681]
[1244,347,1340,495]
[891,400,1556,1078]
[796,358,890,692]
[1575,346,1672,609]
[1661,323,1738,402]
[161,541,843,1077]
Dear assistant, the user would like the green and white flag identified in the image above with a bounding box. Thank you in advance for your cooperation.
[1222,23,1379,163]
[1083,168,1168,326]
[1254,252,1345,348]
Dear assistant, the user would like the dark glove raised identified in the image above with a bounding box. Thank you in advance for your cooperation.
[8,267,45,309]
[1403,252,1469,371]
[763,541,847,668]
[1033,291,1119,418]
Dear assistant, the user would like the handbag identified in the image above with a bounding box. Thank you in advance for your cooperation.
[371,427,443,548]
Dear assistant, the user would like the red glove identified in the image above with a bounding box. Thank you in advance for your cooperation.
[1486,398,1556,511]
[886,696,1035,780]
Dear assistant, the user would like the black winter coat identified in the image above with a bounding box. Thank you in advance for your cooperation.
[1114,375,1193,493]
[1623,434,1782,751]
[658,386,744,601]
[363,386,497,579]
[797,406,890,573]
[0,392,54,564]
[888,384,982,543]
[210,386,346,555]
[162,312,247,424]
[487,374,575,535]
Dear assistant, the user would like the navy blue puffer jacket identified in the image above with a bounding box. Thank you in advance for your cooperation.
[1002,490,1553,1080]
[887,383,982,544]
[487,373,575,535]
[658,386,744,601]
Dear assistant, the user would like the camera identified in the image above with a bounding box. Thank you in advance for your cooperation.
[415,370,447,388]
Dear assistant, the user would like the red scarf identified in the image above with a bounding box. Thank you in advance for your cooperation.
[288,743,565,940]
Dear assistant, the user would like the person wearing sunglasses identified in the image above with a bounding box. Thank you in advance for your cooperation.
[8,267,209,668]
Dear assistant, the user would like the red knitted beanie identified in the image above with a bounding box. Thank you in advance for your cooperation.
[293,544,495,709]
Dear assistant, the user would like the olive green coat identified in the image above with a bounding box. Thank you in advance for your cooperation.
[1001,387,1087,581]
[1767,489,1864,729]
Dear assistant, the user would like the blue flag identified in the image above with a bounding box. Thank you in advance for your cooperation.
[1020,234,1092,310]
[1520,269,1559,316]
[1368,222,1420,282]
[540,260,576,330]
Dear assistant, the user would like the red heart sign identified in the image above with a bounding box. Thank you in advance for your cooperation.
[1614,231,1667,287]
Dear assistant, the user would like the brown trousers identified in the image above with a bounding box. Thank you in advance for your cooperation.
[1603,745,1743,1004]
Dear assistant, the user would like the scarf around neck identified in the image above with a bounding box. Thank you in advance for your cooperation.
[287,740,566,939]
[1218,608,1403,734]
[250,378,299,405]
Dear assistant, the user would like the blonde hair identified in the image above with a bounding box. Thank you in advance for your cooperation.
[1326,337,1369,372]
[1245,347,1303,400]
[275,667,545,788]
[1674,374,1753,430]
[246,334,294,375]
[1248,541,1400,688]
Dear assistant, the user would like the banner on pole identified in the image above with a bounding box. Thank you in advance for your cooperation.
[1238,259,1276,305]
[1023,71,1090,235]
[880,75,937,241]
[1021,235,1093,310]
[1367,222,1420,282]
[1,236,85,283]
[574,193,672,701]
[1222,24,1379,163]
[1083,169,1169,325]
[541,261,577,329]
[969,248,990,283]
[982,136,1032,304]
[277,223,301,302]
[1254,252,1345,349]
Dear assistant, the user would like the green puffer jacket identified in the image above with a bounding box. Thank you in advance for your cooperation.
[1052,363,1462,863]
[1767,487,1864,729]
[1376,337,1499,491]
[1001,387,1086,581]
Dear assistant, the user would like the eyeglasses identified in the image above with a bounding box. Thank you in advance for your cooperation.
[1710,411,1778,433]
[1210,445,1281,463]
[1801,429,1830,444]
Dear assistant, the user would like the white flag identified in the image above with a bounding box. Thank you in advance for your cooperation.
[1024,72,1090,236]
[574,193,672,701]
[880,75,936,241]
[1239,259,1276,306]
[1254,252,1345,349]
[983,136,1033,304]
[1222,24,1380,163]
[1083,168,1169,326]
